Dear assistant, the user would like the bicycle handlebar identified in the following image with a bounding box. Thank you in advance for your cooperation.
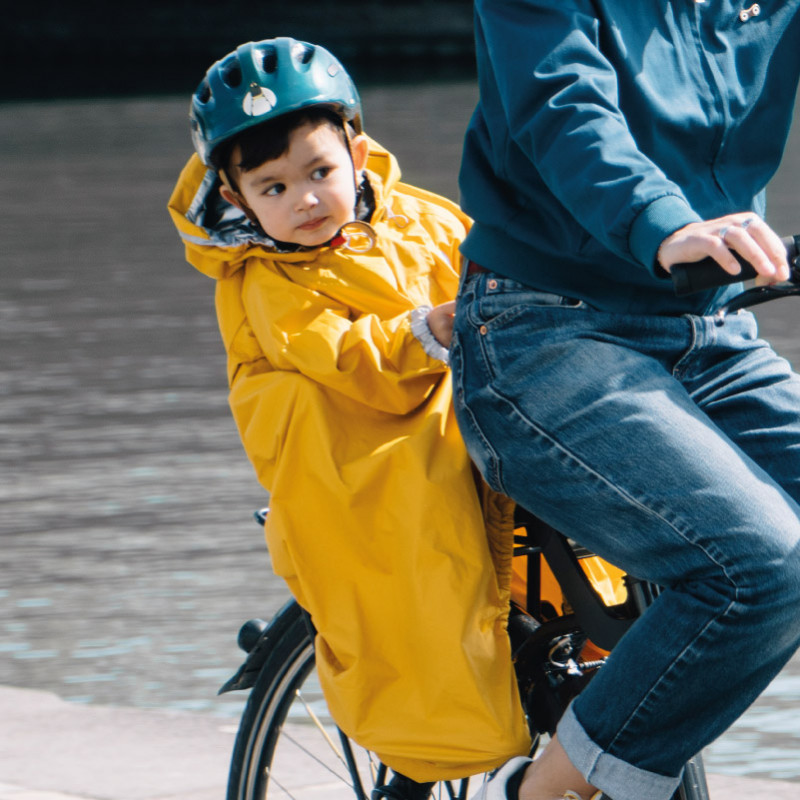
[671,234,800,296]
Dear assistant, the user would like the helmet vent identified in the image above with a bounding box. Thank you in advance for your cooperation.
[293,42,315,65]
[197,81,212,104]
[221,59,243,88]
[261,45,278,74]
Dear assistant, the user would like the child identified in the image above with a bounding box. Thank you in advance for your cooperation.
[168,38,530,785]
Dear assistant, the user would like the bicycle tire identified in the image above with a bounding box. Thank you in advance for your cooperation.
[226,601,482,800]
[226,601,313,800]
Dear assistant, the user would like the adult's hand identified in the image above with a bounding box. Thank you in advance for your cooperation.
[658,214,790,285]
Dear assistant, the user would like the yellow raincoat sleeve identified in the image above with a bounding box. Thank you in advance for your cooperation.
[211,258,449,492]
[236,265,446,415]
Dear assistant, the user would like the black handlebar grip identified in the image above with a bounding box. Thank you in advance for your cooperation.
[671,252,758,296]
[671,236,797,296]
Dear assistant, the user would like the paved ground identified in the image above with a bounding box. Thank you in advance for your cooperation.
[0,685,234,800]
[1,685,798,800]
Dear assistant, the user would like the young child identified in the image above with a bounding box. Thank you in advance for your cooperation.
[168,38,530,785]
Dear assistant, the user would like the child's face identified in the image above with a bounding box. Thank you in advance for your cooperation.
[224,121,368,247]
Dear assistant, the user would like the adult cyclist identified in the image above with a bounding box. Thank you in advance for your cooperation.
[451,3,800,800]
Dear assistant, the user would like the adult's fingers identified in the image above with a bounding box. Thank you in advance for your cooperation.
[721,216,790,284]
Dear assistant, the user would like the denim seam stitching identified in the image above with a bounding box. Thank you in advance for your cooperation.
[450,329,506,493]
[488,381,739,590]
[485,381,741,746]
[485,383,698,531]
[459,393,506,494]
[671,315,698,380]
[606,594,737,754]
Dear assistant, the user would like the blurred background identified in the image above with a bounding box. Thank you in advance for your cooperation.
[2,2,799,783]
[0,0,475,100]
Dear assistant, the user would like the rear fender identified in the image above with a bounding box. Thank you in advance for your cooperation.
[218,598,304,694]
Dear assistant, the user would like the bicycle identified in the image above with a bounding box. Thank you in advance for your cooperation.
[219,233,800,800]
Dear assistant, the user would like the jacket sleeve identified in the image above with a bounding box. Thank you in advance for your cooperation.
[476,0,700,268]
[236,264,448,416]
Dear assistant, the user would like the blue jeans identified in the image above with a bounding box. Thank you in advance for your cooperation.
[451,271,800,800]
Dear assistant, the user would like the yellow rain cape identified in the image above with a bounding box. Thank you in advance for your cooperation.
[168,140,531,780]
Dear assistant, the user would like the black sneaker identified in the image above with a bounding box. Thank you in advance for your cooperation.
[371,773,435,800]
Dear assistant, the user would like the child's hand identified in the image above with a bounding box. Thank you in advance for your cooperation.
[427,301,456,348]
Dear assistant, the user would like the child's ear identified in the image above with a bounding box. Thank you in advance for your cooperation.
[219,183,244,210]
[217,166,247,210]
[219,176,261,226]
[350,134,369,172]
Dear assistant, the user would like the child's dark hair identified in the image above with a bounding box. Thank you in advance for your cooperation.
[210,106,350,179]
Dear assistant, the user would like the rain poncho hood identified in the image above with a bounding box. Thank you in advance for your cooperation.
[169,138,530,780]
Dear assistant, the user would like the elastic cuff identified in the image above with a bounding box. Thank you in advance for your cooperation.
[556,704,680,800]
[410,306,450,365]
[628,195,701,276]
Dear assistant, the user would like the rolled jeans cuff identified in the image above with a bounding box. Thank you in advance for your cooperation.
[410,306,450,364]
[557,703,681,800]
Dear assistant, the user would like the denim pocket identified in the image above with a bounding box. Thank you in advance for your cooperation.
[470,277,585,330]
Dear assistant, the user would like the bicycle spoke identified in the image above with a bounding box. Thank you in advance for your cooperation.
[262,767,302,800]
[279,729,354,785]
[295,689,346,762]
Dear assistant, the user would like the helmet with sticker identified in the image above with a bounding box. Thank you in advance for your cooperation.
[190,37,362,167]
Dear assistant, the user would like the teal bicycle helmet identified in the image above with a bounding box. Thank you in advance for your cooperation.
[190,37,363,166]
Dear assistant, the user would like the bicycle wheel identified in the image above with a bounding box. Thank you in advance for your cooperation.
[227,599,709,800]
[226,601,482,800]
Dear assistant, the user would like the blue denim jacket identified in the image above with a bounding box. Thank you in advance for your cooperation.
[459,0,800,314]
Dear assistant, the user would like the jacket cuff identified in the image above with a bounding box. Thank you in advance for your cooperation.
[410,306,450,365]
[629,195,702,276]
